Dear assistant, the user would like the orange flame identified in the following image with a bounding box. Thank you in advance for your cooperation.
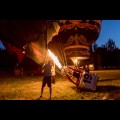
[48,49,62,69]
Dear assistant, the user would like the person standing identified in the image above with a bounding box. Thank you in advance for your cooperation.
[85,65,90,73]
[40,59,53,100]
[73,66,82,88]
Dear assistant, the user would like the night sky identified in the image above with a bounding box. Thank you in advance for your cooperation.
[0,40,5,49]
[96,20,120,48]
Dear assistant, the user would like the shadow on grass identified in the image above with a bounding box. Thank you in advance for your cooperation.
[96,85,120,93]
[71,85,120,93]
[98,78,120,82]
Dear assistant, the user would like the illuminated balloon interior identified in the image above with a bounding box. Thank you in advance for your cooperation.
[49,20,102,66]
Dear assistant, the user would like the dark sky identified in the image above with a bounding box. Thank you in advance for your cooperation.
[0,20,120,49]
[0,40,5,49]
[96,20,120,48]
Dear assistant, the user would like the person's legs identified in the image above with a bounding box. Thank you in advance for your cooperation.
[76,76,80,88]
[40,78,46,97]
[40,86,44,97]
[76,79,80,88]
[47,77,52,100]
[49,87,52,99]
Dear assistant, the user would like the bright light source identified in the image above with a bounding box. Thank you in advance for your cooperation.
[89,64,94,70]
[22,51,25,54]
[48,49,62,69]
[74,59,78,65]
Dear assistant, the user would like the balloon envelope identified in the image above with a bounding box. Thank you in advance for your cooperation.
[0,20,60,65]
[49,20,102,65]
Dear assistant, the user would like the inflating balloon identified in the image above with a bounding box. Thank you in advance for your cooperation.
[49,20,102,66]
[0,20,102,67]
[0,20,60,65]
[0,20,101,90]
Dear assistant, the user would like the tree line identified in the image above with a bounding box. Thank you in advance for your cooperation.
[90,38,120,69]
[0,48,18,72]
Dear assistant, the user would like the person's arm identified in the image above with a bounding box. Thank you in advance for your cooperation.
[42,64,46,73]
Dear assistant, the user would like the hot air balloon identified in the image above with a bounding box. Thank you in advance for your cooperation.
[48,20,102,67]
[48,20,102,89]
[0,20,101,89]
[0,20,60,65]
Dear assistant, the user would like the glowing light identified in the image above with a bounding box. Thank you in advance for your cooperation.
[71,56,89,65]
[74,59,78,65]
[22,51,25,54]
[89,64,94,70]
[71,57,80,66]
[48,49,62,69]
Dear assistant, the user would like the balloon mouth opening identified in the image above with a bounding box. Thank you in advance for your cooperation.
[71,56,89,62]
[70,57,89,66]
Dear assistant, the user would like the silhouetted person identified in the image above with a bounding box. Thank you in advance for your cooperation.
[73,66,82,88]
[40,60,53,100]
[85,65,90,73]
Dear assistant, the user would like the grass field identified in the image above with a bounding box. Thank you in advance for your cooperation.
[0,70,120,100]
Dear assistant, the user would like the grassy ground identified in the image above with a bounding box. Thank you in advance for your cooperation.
[0,70,120,100]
